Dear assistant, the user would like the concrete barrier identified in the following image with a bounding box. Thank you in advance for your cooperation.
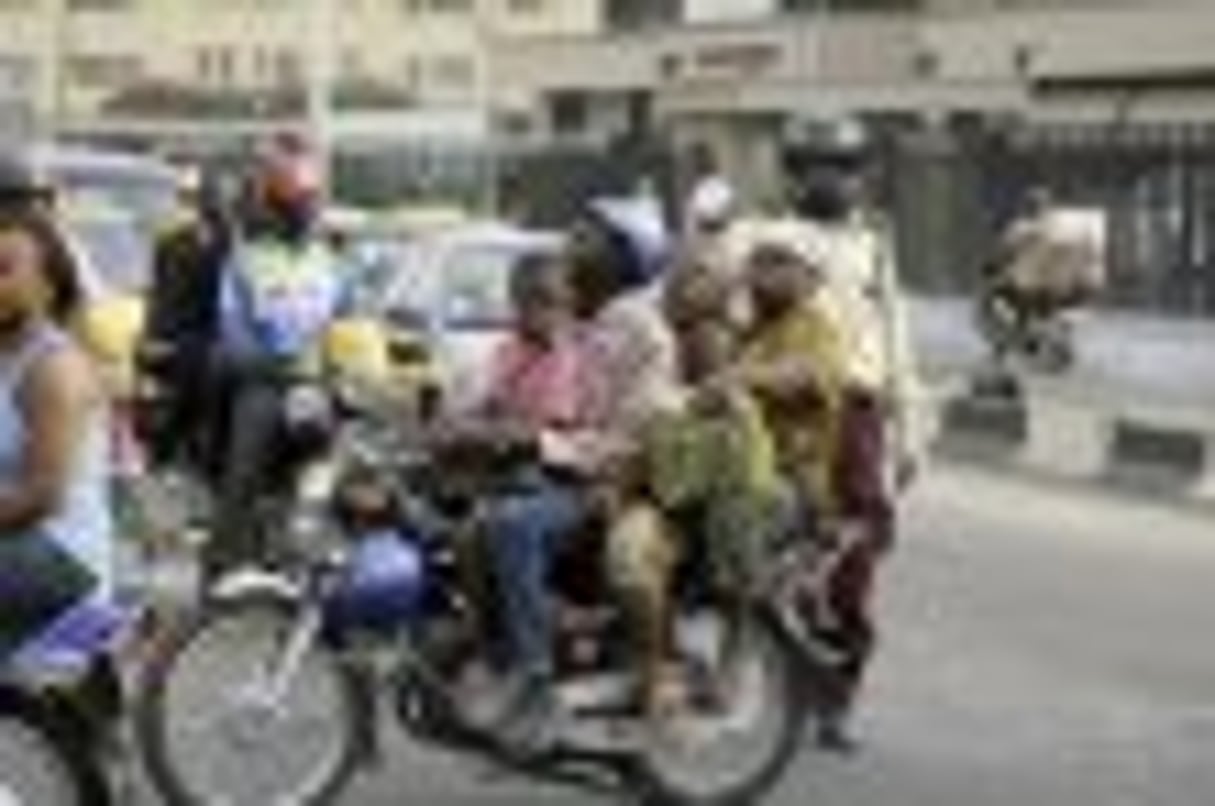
[930,374,1215,509]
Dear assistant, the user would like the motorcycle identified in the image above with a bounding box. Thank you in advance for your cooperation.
[134,414,820,806]
[975,280,1079,376]
[0,593,129,806]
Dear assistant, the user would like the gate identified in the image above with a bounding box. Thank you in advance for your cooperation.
[880,121,1215,317]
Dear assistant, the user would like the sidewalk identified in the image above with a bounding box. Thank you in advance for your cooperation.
[909,296,1215,421]
[910,296,1215,509]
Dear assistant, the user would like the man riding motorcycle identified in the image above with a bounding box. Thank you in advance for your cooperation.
[450,195,678,749]
[980,186,1106,373]
[781,117,921,751]
[141,136,348,579]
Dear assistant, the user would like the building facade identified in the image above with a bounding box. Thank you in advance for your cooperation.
[495,1,1215,196]
[491,0,1215,314]
[0,0,600,137]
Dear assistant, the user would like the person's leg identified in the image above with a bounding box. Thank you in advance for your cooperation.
[485,485,582,677]
[607,501,679,719]
[0,535,97,659]
[816,527,881,754]
[206,379,282,580]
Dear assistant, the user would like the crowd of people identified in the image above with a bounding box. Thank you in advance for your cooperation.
[0,120,922,764]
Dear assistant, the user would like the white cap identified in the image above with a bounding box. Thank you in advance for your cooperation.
[687,176,736,227]
[743,218,829,270]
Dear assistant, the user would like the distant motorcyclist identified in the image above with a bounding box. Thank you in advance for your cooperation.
[981,186,1106,372]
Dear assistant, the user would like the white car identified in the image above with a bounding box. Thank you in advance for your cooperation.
[380,223,564,411]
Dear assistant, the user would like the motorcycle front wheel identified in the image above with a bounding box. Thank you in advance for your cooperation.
[135,593,365,806]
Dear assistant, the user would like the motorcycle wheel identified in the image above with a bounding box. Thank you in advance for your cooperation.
[634,608,806,806]
[135,593,365,806]
[0,692,110,806]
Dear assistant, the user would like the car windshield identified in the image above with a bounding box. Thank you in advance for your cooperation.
[68,212,153,295]
[53,164,177,228]
[385,238,549,331]
[440,244,517,329]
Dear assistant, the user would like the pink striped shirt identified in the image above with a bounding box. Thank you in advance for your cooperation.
[484,332,586,431]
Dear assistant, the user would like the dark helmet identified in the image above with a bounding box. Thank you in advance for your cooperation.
[781,116,871,174]
[0,150,54,207]
[781,117,870,222]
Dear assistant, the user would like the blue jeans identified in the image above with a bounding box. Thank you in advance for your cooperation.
[484,481,585,678]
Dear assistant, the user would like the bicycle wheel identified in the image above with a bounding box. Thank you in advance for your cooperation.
[0,694,107,806]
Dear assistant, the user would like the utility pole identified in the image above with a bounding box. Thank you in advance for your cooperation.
[478,0,499,216]
[43,0,70,141]
[306,0,338,196]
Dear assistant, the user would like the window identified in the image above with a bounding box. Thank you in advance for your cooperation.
[402,0,473,14]
[341,48,363,81]
[403,56,423,90]
[549,91,587,135]
[67,0,133,10]
[0,55,35,86]
[604,0,677,30]
[66,53,141,88]
[275,49,301,87]
[783,0,922,10]
[431,53,475,92]
[196,46,236,86]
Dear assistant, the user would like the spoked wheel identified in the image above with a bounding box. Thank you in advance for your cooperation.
[636,607,805,806]
[0,695,108,806]
[136,594,365,806]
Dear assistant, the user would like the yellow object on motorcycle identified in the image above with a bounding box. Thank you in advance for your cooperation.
[323,317,391,385]
[75,293,146,397]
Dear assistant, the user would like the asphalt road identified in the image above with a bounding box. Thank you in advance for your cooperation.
[135,464,1215,805]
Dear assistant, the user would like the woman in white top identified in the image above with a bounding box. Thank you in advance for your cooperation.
[0,208,112,658]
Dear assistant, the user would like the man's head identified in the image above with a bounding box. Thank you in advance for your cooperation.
[510,250,572,347]
[249,133,323,241]
[567,196,669,318]
[663,267,738,383]
[1023,185,1054,217]
[745,222,825,320]
[781,117,870,223]
[686,175,736,237]
[0,151,55,214]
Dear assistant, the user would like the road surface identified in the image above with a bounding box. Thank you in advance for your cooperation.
[137,464,1215,805]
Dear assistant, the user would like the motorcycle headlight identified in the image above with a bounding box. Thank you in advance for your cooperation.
[285,383,334,427]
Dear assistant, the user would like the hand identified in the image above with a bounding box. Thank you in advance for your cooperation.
[895,452,920,492]
[693,370,743,416]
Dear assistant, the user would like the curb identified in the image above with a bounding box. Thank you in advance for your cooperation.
[925,373,1215,511]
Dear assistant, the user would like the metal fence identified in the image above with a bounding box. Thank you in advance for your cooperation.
[877,121,1215,317]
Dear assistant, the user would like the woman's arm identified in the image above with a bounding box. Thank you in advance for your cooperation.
[0,348,96,533]
[731,356,825,406]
